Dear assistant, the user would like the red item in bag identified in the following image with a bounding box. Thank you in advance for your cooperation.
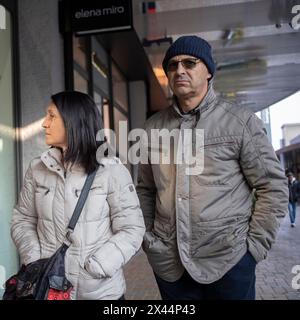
[47,287,72,300]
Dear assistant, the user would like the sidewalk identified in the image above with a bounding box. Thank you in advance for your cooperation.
[124,212,300,300]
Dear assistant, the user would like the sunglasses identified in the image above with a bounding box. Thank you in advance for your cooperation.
[166,58,201,72]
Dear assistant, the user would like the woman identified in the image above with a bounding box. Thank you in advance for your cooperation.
[11,91,145,300]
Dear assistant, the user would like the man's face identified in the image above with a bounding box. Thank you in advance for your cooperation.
[166,54,212,99]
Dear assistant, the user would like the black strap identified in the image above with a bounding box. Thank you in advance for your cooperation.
[67,169,98,232]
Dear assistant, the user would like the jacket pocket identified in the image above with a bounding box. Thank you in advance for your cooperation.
[203,141,235,149]
[194,138,237,186]
[76,186,107,222]
[79,264,96,280]
[143,231,166,253]
[189,185,232,221]
[34,185,52,219]
[73,185,106,198]
[190,215,244,258]
[142,231,183,279]
[35,184,51,195]
[90,185,106,195]
[152,214,173,239]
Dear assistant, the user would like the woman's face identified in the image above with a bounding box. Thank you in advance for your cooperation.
[42,102,67,150]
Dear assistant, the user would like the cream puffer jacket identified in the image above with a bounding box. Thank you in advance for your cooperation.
[11,148,145,300]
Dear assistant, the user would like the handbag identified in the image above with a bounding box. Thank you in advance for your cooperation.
[3,169,98,300]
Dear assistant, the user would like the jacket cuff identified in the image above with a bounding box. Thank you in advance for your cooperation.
[23,251,41,266]
[247,238,267,263]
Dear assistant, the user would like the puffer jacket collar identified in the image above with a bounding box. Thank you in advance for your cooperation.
[41,147,85,179]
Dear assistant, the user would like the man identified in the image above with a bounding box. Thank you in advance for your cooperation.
[287,172,299,227]
[136,35,288,300]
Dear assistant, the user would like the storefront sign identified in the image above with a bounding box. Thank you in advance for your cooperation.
[61,0,133,35]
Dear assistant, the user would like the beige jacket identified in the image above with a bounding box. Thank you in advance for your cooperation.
[137,84,288,283]
[11,148,145,299]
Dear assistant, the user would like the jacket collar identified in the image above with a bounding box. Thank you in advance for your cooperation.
[172,79,217,118]
[41,147,84,175]
[41,147,63,168]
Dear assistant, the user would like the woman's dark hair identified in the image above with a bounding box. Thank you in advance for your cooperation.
[51,91,104,173]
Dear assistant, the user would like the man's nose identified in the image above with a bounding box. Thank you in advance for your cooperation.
[175,61,186,74]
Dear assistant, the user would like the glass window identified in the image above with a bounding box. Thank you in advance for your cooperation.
[102,100,112,148]
[92,37,108,68]
[73,36,87,71]
[74,69,88,94]
[92,38,109,97]
[114,106,129,165]
[112,62,128,113]
[94,91,102,116]
[103,99,110,130]
[92,52,109,97]
[0,5,19,298]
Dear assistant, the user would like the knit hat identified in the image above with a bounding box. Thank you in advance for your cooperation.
[162,35,215,76]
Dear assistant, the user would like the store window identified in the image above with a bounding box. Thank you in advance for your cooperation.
[71,36,131,170]
[73,36,89,94]
[111,62,130,168]
[92,37,109,99]
[74,69,88,94]
[90,38,112,149]
[94,91,110,128]
[112,62,129,113]
[102,99,110,130]
[73,36,111,130]
[94,90,103,116]
[73,37,87,71]
[0,3,19,298]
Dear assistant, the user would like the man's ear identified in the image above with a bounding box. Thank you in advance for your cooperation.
[207,73,212,80]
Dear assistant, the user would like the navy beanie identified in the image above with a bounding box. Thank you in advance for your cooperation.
[162,35,215,76]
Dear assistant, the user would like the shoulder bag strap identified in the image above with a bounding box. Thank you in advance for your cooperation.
[67,168,98,235]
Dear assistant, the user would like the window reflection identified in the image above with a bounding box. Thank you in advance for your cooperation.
[73,36,87,71]
[74,69,88,93]
[112,62,128,113]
